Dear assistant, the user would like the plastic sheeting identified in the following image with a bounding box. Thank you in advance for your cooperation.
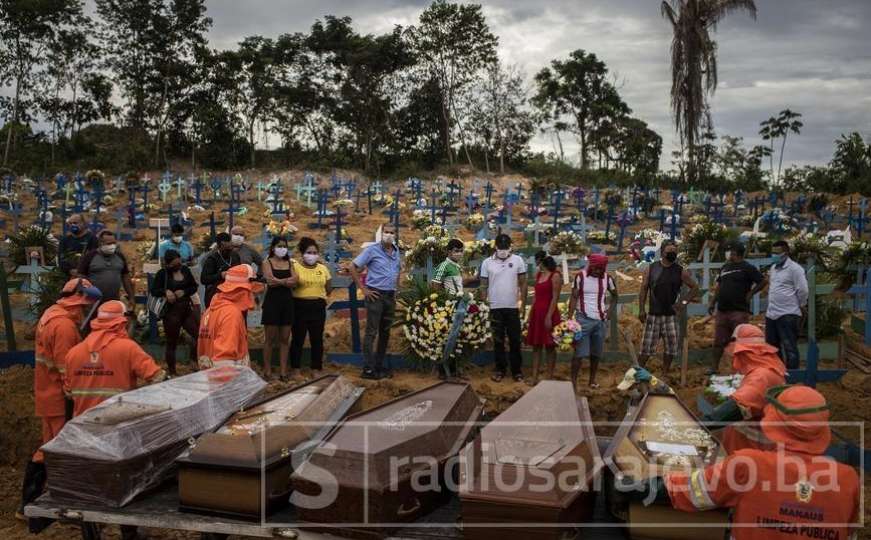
[42,365,266,507]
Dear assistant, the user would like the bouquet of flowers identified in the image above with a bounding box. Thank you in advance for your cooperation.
[402,291,491,364]
[704,374,744,405]
[411,209,434,230]
[548,231,587,256]
[332,198,354,208]
[587,230,614,244]
[682,216,728,259]
[463,239,495,262]
[634,228,662,245]
[464,213,485,231]
[266,220,298,238]
[406,225,451,268]
[551,319,583,352]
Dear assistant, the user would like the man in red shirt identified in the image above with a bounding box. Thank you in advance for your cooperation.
[18,278,101,520]
[63,300,165,417]
[629,385,860,540]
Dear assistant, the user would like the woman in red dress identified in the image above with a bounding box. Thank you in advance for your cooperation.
[526,252,562,385]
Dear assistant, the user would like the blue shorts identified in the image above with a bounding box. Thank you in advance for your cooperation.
[575,315,607,358]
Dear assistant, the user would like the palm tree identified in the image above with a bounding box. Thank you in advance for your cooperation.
[661,0,757,184]
[773,109,803,183]
[759,118,777,176]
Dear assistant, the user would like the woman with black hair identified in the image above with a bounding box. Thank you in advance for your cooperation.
[525,251,562,385]
[290,237,332,376]
[261,236,297,380]
[150,249,200,376]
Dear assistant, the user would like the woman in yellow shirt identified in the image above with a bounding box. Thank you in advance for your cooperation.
[290,237,332,375]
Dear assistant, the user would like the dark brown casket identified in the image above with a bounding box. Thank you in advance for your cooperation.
[458,380,602,540]
[176,374,363,519]
[42,366,266,508]
[291,381,483,538]
[603,391,729,540]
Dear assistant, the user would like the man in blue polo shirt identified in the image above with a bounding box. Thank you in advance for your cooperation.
[158,223,195,264]
[350,224,402,379]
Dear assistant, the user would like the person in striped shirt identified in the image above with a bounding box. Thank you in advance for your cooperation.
[567,253,617,390]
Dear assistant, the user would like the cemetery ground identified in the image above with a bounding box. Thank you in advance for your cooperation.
[0,167,870,537]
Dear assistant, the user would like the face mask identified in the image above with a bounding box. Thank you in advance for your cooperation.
[578,257,588,269]
[69,224,81,234]
[382,233,395,245]
[274,247,288,258]
[100,244,117,255]
[776,253,788,264]
[303,253,319,265]
[172,236,183,244]
[664,252,677,263]
[724,251,732,261]
[496,249,510,259]
[231,234,244,246]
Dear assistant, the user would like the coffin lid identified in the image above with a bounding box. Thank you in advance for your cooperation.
[459,381,602,508]
[294,381,482,490]
[179,375,361,469]
[603,392,724,481]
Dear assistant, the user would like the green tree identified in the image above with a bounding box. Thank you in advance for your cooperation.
[411,0,498,166]
[0,0,82,165]
[661,0,757,183]
[533,50,624,170]
[831,132,871,194]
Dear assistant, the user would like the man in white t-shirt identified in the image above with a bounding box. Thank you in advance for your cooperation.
[568,253,617,391]
[480,234,528,382]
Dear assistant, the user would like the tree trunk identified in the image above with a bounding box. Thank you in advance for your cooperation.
[449,97,474,168]
[249,122,256,169]
[579,127,588,169]
[555,130,565,162]
[777,133,789,185]
[441,96,453,164]
[483,145,490,174]
[3,77,22,166]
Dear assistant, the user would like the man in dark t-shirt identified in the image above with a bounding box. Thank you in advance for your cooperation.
[58,213,97,276]
[708,242,767,373]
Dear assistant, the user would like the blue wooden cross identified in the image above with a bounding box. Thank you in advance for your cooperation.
[573,187,585,214]
[297,174,317,208]
[445,179,461,209]
[91,183,105,215]
[409,177,423,203]
[114,207,132,240]
[854,198,868,238]
[615,212,631,253]
[465,190,478,216]
[503,191,519,231]
[158,171,173,203]
[73,181,88,213]
[88,212,103,235]
[140,180,152,212]
[514,182,525,202]
[370,180,383,197]
[591,188,601,220]
[209,177,222,204]
[484,181,495,209]
[343,179,357,199]
[192,175,205,206]
[329,178,343,200]
[387,190,405,241]
[309,190,331,230]
[550,189,563,232]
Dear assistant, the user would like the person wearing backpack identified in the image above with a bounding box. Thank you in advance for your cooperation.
[637,241,699,372]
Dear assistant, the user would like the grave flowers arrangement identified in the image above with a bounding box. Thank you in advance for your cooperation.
[411,209,434,230]
[406,225,451,268]
[682,216,728,260]
[586,230,613,244]
[398,278,491,366]
[551,319,583,352]
[463,239,495,262]
[788,232,834,269]
[548,231,587,256]
[464,213,485,231]
[8,225,58,266]
[266,220,298,238]
[704,374,744,405]
[332,198,354,208]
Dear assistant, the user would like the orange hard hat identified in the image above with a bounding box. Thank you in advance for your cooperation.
[761,385,831,455]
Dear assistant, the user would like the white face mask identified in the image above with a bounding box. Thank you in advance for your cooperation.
[231,234,244,246]
[496,249,510,259]
[172,236,183,244]
[381,233,395,245]
[101,244,117,255]
[274,247,288,258]
[303,253,319,265]
[725,251,732,261]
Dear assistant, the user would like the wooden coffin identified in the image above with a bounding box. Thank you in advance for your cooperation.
[603,391,729,540]
[291,381,483,538]
[176,374,363,519]
[42,366,266,508]
[458,381,601,540]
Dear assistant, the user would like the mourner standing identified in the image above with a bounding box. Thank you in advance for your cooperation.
[58,213,97,276]
[198,264,263,369]
[525,253,561,386]
[481,234,528,383]
[290,237,332,377]
[707,242,767,374]
[763,240,808,369]
[568,253,616,391]
[77,230,136,305]
[200,232,241,308]
[637,241,699,372]
[230,225,263,270]
[63,300,165,418]
[150,250,201,376]
[18,279,102,520]
[350,224,401,380]
[261,237,297,380]
[158,223,195,264]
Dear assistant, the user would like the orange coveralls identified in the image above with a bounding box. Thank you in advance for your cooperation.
[197,288,251,369]
[63,337,163,417]
[32,305,81,462]
[666,449,859,540]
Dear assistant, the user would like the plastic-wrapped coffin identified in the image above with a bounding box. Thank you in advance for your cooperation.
[42,365,266,508]
[291,381,483,538]
[459,381,602,540]
[177,374,363,519]
[603,391,729,540]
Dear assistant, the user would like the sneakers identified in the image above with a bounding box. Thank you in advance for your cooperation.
[361,368,392,380]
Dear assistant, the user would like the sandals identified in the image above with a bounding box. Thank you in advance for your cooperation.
[491,373,505,383]
[513,374,524,383]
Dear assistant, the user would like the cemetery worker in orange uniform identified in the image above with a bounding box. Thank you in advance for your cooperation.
[197,264,263,369]
[17,278,102,520]
[707,242,767,374]
[703,324,787,453]
[63,300,165,418]
[58,213,97,276]
[638,240,699,372]
[200,232,241,308]
[77,230,136,304]
[663,385,860,540]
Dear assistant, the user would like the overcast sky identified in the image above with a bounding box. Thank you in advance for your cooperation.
[200,0,871,170]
